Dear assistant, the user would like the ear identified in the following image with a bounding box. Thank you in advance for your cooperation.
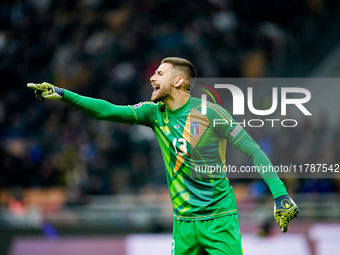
[174,77,184,88]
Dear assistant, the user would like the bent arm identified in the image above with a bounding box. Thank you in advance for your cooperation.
[235,135,288,199]
[61,90,137,124]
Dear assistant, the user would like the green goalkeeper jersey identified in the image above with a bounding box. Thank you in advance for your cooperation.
[62,90,287,221]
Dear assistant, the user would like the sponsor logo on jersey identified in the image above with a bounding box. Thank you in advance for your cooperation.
[160,125,170,135]
[132,103,142,108]
[174,124,181,129]
[190,122,200,136]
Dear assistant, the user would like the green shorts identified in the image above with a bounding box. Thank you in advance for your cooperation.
[172,214,243,255]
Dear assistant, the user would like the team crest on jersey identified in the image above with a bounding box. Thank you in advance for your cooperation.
[132,103,142,109]
[190,122,200,136]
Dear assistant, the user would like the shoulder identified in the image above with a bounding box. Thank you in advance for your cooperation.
[191,97,232,119]
[131,101,159,108]
[131,101,164,113]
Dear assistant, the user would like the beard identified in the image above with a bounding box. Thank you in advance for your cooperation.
[151,84,172,103]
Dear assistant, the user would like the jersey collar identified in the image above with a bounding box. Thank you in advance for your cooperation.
[166,96,191,117]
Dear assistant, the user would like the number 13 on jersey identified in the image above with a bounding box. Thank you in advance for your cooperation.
[172,138,188,156]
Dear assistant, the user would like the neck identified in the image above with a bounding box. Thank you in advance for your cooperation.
[163,91,190,110]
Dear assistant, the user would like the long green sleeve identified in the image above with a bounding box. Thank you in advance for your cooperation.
[61,89,139,124]
[235,134,288,199]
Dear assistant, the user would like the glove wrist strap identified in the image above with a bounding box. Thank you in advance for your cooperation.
[55,87,65,97]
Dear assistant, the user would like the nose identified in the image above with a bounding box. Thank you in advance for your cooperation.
[150,74,155,83]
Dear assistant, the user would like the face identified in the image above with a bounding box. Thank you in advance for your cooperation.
[150,63,176,103]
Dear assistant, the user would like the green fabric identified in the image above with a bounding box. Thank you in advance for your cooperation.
[172,215,243,255]
[62,90,138,124]
[61,91,287,219]
[235,136,288,199]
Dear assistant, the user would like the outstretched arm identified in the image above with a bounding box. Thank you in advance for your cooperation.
[61,89,137,124]
[27,82,153,126]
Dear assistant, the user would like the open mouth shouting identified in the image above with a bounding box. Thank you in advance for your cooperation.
[152,83,160,96]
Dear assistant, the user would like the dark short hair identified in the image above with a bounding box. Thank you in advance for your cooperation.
[161,57,197,90]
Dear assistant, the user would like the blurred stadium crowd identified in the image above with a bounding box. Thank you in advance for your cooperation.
[0,0,340,206]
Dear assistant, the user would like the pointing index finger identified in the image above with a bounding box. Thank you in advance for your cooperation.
[27,83,46,91]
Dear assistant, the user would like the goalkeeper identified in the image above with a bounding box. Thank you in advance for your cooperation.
[27,57,298,255]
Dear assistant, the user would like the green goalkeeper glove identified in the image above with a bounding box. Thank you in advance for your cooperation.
[27,82,64,101]
[274,195,298,233]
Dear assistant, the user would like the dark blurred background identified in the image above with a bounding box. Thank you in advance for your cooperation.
[1,1,340,255]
